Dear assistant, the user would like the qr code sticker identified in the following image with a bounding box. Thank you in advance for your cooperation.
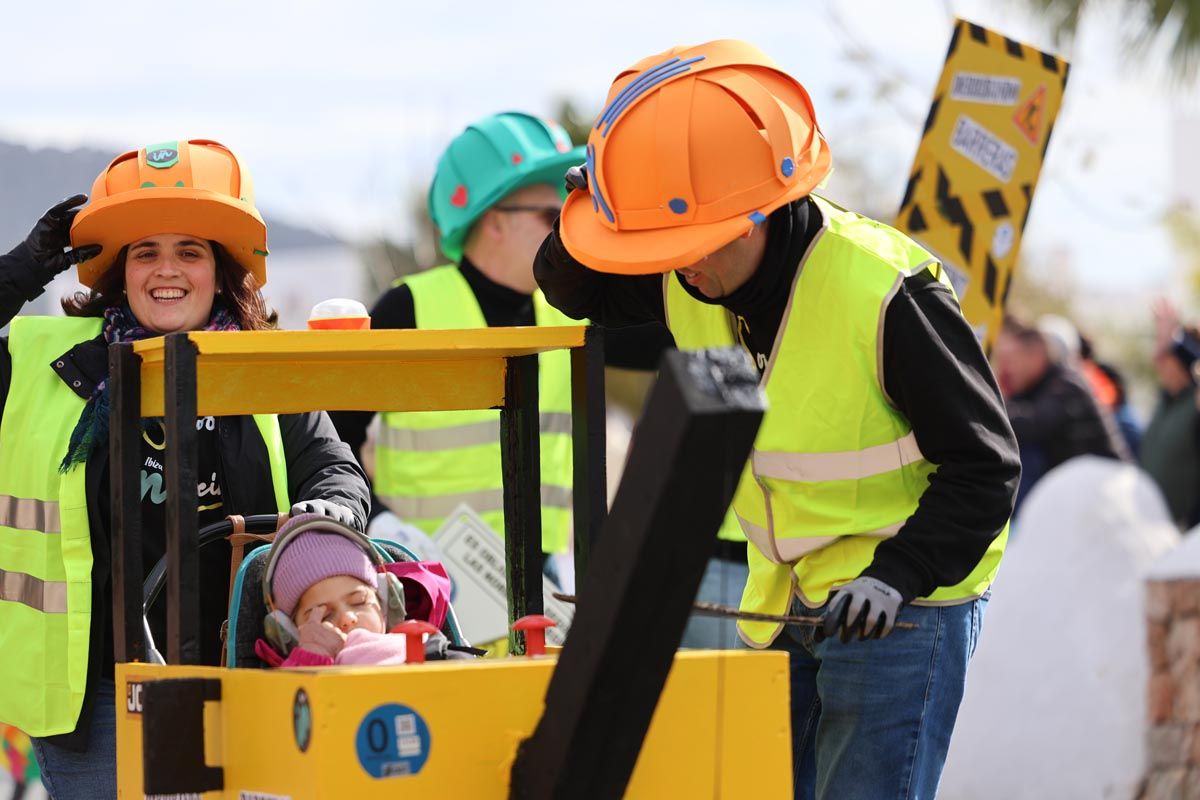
[395,714,417,736]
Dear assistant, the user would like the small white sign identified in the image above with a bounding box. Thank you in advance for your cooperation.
[238,793,292,800]
[950,72,1021,105]
[431,505,574,646]
[991,221,1015,260]
[950,115,1017,181]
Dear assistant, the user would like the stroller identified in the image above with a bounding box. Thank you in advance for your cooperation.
[141,514,471,668]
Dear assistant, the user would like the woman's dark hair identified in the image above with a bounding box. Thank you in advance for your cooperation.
[61,241,278,331]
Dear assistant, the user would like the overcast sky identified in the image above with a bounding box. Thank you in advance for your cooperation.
[2,0,1198,292]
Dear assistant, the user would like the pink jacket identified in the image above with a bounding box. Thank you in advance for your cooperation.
[257,628,408,667]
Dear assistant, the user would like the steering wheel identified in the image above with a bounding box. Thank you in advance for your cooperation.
[140,514,284,664]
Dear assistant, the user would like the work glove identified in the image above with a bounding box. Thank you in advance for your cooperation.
[564,164,589,193]
[291,499,359,529]
[821,576,904,643]
[22,194,102,278]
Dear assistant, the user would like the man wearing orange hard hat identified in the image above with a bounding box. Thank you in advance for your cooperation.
[536,40,1020,798]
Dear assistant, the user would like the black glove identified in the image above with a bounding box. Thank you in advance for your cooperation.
[22,195,102,277]
[821,576,904,643]
[564,164,589,193]
[291,499,358,529]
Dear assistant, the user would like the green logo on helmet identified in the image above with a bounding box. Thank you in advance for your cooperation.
[145,141,180,170]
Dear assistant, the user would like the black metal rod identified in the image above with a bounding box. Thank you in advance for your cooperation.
[570,325,607,582]
[500,354,542,654]
[108,342,144,663]
[164,333,200,665]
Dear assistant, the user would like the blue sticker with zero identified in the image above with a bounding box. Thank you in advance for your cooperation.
[355,704,431,778]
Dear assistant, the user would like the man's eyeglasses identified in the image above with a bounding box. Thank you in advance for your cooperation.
[493,205,560,227]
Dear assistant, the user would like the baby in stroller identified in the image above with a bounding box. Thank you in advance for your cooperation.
[254,513,456,667]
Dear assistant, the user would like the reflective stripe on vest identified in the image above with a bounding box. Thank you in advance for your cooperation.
[380,484,573,522]
[374,265,575,552]
[378,412,573,452]
[0,315,100,735]
[664,195,1007,646]
[1,566,67,613]
[0,494,61,533]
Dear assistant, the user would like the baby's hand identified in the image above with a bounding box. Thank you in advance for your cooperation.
[297,606,348,659]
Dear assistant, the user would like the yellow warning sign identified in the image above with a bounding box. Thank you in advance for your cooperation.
[896,19,1069,352]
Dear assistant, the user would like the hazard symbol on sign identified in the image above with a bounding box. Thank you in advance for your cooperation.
[1013,85,1046,145]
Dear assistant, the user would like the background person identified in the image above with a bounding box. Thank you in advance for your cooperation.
[0,140,369,799]
[1141,298,1200,529]
[993,315,1129,512]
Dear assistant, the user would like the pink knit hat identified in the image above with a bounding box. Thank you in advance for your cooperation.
[270,521,379,617]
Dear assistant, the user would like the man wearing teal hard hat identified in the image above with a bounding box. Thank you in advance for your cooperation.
[332,111,669,572]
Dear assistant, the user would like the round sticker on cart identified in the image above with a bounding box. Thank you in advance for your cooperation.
[355,704,431,778]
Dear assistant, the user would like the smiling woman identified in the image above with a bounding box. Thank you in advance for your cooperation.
[0,138,371,800]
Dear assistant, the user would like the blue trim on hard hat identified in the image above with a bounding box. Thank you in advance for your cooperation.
[598,55,706,137]
[587,144,615,224]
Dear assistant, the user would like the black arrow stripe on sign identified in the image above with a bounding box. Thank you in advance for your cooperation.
[1001,271,1014,307]
[936,166,974,264]
[1021,184,1033,231]
[922,96,942,139]
[900,167,923,211]
[982,189,1009,219]
[1041,51,1060,73]
[984,255,999,305]
[1005,37,1024,59]
[947,20,964,59]
[969,23,988,44]
[908,204,929,233]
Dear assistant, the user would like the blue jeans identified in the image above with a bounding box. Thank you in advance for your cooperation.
[680,554,749,649]
[770,597,986,800]
[31,681,116,800]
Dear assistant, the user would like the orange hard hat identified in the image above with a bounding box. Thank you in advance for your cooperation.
[70,139,268,287]
[560,40,832,275]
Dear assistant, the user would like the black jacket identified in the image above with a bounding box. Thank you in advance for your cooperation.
[1007,362,1131,469]
[534,198,1021,605]
[0,243,371,749]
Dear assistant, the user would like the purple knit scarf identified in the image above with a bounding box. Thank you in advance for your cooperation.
[59,300,241,472]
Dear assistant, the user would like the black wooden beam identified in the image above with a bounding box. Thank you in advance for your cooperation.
[510,347,764,800]
[570,325,607,581]
[108,342,144,663]
[142,677,224,794]
[164,333,200,665]
[500,353,543,654]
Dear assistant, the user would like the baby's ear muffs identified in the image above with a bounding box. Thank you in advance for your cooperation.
[379,572,406,631]
[264,609,301,657]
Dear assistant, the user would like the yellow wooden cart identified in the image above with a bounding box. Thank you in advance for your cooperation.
[108,327,790,799]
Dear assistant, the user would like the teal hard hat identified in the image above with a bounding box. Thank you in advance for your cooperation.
[429,111,586,262]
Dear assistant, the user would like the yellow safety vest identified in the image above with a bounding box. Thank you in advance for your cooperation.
[374,265,575,553]
[0,317,289,735]
[665,196,1007,646]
